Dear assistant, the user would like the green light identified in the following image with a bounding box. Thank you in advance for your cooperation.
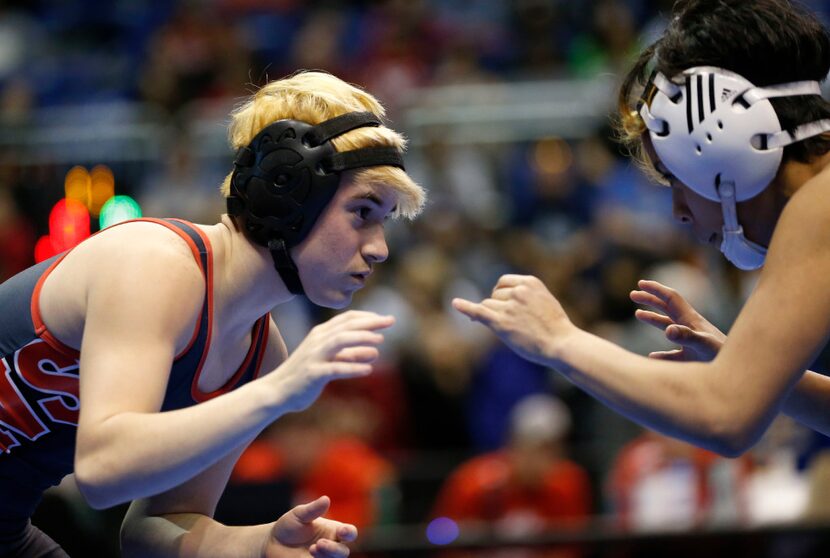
[99,195,142,229]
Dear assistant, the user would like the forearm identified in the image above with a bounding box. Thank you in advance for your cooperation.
[781,370,830,436]
[121,507,271,558]
[549,328,771,455]
[77,378,284,508]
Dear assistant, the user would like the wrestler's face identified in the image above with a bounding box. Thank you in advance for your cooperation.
[668,181,725,246]
[642,135,778,249]
[292,172,397,308]
[668,175,783,251]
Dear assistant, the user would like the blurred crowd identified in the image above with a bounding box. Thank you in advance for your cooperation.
[3,0,830,556]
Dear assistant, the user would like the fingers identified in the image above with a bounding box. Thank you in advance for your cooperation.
[325,361,373,378]
[334,346,379,363]
[322,311,395,332]
[665,324,723,356]
[665,324,693,341]
[326,330,385,358]
[630,289,668,312]
[308,515,358,557]
[336,523,358,543]
[648,349,687,361]
[292,496,331,524]
[665,324,713,348]
[491,287,513,301]
[452,298,498,326]
[494,274,531,289]
[637,279,675,300]
[311,538,351,558]
[634,309,673,329]
[637,279,694,317]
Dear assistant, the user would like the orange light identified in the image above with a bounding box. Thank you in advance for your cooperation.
[64,166,91,206]
[89,164,115,216]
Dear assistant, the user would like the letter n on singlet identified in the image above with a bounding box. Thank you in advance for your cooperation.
[0,357,48,452]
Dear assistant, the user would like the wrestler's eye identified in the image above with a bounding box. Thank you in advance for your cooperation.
[355,206,372,221]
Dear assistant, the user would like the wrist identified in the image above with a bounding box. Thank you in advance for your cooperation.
[256,522,276,558]
[218,523,274,558]
[247,374,290,420]
[544,322,581,366]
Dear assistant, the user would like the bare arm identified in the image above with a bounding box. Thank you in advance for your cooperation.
[120,320,358,558]
[121,444,271,558]
[454,174,830,456]
[781,371,830,434]
[121,439,357,558]
[632,278,830,437]
[75,236,393,508]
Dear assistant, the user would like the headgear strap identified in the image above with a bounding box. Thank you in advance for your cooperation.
[228,111,405,295]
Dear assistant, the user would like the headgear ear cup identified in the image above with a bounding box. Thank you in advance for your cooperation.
[639,66,830,269]
[228,111,405,294]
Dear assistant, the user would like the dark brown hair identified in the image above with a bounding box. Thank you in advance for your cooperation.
[618,0,830,181]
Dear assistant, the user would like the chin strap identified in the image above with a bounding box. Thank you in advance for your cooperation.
[267,238,304,295]
[717,179,768,270]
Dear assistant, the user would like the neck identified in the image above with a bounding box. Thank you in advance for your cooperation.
[740,151,830,247]
[778,151,830,197]
[212,215,295,333]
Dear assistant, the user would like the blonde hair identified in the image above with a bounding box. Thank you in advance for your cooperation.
[222,71,425,218]
[615,42,668,186]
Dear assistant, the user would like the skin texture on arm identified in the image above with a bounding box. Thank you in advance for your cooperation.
[781,372,830,435]
[121,320,359,558]
[454,171,830,455]
[74,229,393,508]
[121,449,358,558]
[633,278,830,437]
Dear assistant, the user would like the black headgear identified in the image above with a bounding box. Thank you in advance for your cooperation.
[227,111,405,295]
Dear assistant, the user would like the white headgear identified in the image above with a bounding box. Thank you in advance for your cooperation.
[639,66,830,269]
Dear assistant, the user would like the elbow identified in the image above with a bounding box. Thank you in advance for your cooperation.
[75,453,127,510]
[701,413,761,458]
[709,435,751,458]
[119,515,146,558]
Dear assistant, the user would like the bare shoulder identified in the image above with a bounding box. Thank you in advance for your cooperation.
[788,167,830,218]
[90,220,200,268]
[43,221,207,351]
[769,169,830,256]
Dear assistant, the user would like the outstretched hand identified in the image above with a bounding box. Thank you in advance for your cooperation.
[452,274,574,365]
[267,496,358,558]
[630,279,726,361]
[273,310,395,413]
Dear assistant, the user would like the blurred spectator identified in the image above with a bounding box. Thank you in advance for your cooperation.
[139,3,250,114]
[433,394,591,534]
[509,0,570,78]
[2,2,827,555]
[137,128,225,222]
[223,397,398,530]
[743,416,811,526]
[0,181,34,280]
[803,449,830,522]
[354,0,438,118]
[466,342,555,452]
[568,0,640,77]
[607,430,750,531]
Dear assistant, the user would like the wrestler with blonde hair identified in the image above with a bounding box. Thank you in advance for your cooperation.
[0,70,424,558]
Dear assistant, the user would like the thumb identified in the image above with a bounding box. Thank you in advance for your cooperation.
[665,324,699,343]
[665,324,719,351]
[292,496,331,524]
